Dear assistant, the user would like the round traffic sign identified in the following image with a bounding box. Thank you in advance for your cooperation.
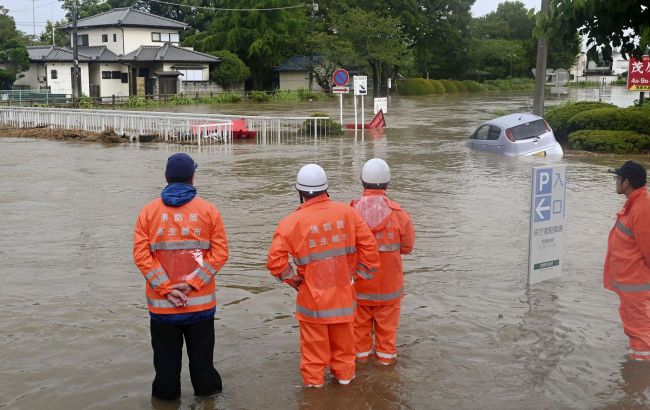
[333,69,350,87]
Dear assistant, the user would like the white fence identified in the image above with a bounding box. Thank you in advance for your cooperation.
[0,106,331,144]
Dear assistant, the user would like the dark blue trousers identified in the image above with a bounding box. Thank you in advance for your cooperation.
[150,317,222,400]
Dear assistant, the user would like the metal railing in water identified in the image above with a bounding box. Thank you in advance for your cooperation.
[0,106,331,145]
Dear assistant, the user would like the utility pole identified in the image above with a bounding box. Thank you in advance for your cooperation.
[72,0,80,105]
[532,0,549,116]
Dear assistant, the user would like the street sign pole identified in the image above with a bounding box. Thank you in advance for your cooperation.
[361,95,365,131]
[339,93,343,125]
[354,94,358,130]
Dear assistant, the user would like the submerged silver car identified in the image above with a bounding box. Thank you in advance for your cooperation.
[467,113,563,157]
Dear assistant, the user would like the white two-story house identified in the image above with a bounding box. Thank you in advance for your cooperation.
[14,8,220,98]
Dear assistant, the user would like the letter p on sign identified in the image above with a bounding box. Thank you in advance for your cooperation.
[536,168,552,195]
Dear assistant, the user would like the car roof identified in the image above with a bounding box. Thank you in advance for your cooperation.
[484,113,543,128]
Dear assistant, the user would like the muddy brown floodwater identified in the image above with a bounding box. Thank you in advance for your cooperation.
[2,92,650,409]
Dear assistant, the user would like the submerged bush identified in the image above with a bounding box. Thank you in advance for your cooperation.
[462,80,486,92]
[544,101,615,142]
[303,111,343,135]
[427,80,445,94]
[398,78,435,95]
[565,107,650,137]
[249,90,271,102]
[568,130,650,153]
[453,80,468,93]
[438,80,459,93]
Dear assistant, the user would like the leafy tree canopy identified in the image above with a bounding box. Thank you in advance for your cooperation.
[541,0,650,61]
[0,7,31,89]
[208,50,251,88]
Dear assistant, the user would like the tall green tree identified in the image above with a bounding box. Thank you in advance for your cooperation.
[208,50,250,89]
[333,8,409,96]
[38,20,71,47]
[410,0,475,80]
[0,7,30,89]
[541,0,650,61]
[184,0,310,89]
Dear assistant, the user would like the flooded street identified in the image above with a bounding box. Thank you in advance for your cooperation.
[2,90,649,409]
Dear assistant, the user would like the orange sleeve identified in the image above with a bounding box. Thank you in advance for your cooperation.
[266,224,296,282]
[187,207,229,290]
[133,209,171,296]
[353,211,380,279]
[398,210,415,255]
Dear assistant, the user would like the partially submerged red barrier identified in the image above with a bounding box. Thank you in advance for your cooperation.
[345,109,386,130]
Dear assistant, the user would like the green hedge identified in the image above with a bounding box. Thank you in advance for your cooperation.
[439,80,459,93]
[427,79,446,94]
[453,80,468,93]
[568,130,650,153]
[544,101,616,142]
[399,78,436,95]
[565,107,650,137]
[462,80,486,92]
[303,111,343,135]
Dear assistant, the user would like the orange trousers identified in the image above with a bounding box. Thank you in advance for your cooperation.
[299,321,355,385]
[354,303,401,364]
[619,295,650,361]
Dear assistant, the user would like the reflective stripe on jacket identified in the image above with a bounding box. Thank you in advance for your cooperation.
[134,196,228,314]
[604,188,650,295]
[351,189,415,305]
[267,194,380,324]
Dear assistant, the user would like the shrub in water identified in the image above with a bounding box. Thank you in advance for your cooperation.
[453,81,468,93]
[303,111,343,135]
[565,107,650,137]
[250,90,271,102]
[544,101,615,143]
[398,78,435,95]
[427,80,445,94]
[568,130,650,153]
[462,80,486,92]
[438,80,459,93]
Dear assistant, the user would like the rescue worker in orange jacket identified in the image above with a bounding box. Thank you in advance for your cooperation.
[267,164,380,387]
[133,153,228,400]
[351,158,415,365]
[604,161,650,361]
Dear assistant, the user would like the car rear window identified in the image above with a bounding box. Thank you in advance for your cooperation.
[509,119,548,141]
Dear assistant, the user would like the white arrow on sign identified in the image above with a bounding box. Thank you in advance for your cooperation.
[536,197,550,220]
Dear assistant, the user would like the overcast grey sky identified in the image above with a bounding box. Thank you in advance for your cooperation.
[5,0,541,37]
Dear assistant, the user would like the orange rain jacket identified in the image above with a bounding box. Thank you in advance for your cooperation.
[604,188,650,295]
[351,189,415,305]
[134,196,228,315]
[267,195,380,324]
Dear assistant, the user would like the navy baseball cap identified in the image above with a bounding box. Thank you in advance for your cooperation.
[165,153,198,183]
[609,160,647,188]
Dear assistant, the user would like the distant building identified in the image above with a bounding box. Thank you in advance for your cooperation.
[275,55,325,91]
[570,51,628,83]
[14,8,221,97]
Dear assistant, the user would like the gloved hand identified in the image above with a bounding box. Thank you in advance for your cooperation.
[284,275,303,290]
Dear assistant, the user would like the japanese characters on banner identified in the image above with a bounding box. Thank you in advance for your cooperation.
[528,165,567,285]
[627,55,650,91]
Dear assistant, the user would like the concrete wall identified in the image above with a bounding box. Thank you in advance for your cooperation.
[46,62,89,95]
[14,64,47,89]
[76,28,124,54]
[279,71,324,91]
[123,27,180,54]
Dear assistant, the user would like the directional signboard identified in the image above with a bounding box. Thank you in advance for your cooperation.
[528,165,567,285]
[332,86,349,94]
[333,69,350,87]
[354,75,367,96]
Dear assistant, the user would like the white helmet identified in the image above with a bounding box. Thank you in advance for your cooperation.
[361,158,390,184]
[296,164,328,194]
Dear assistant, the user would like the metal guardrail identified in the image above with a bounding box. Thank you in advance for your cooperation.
[0,106,330,144]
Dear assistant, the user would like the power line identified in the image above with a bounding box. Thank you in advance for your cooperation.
[146,0,312,12]
[9,0,60,13]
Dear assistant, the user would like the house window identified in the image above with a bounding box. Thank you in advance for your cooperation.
[77,34,89,46]
[111,71,121,79]
[178,69,203,82]
[50,69,58,79]
[102,34,108,42]
[161,33,170,42]
[121,73,128,83]
[113,33,117,42]
[102,71,112,79]
[152,32,160,41]
[170,33,179,42]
